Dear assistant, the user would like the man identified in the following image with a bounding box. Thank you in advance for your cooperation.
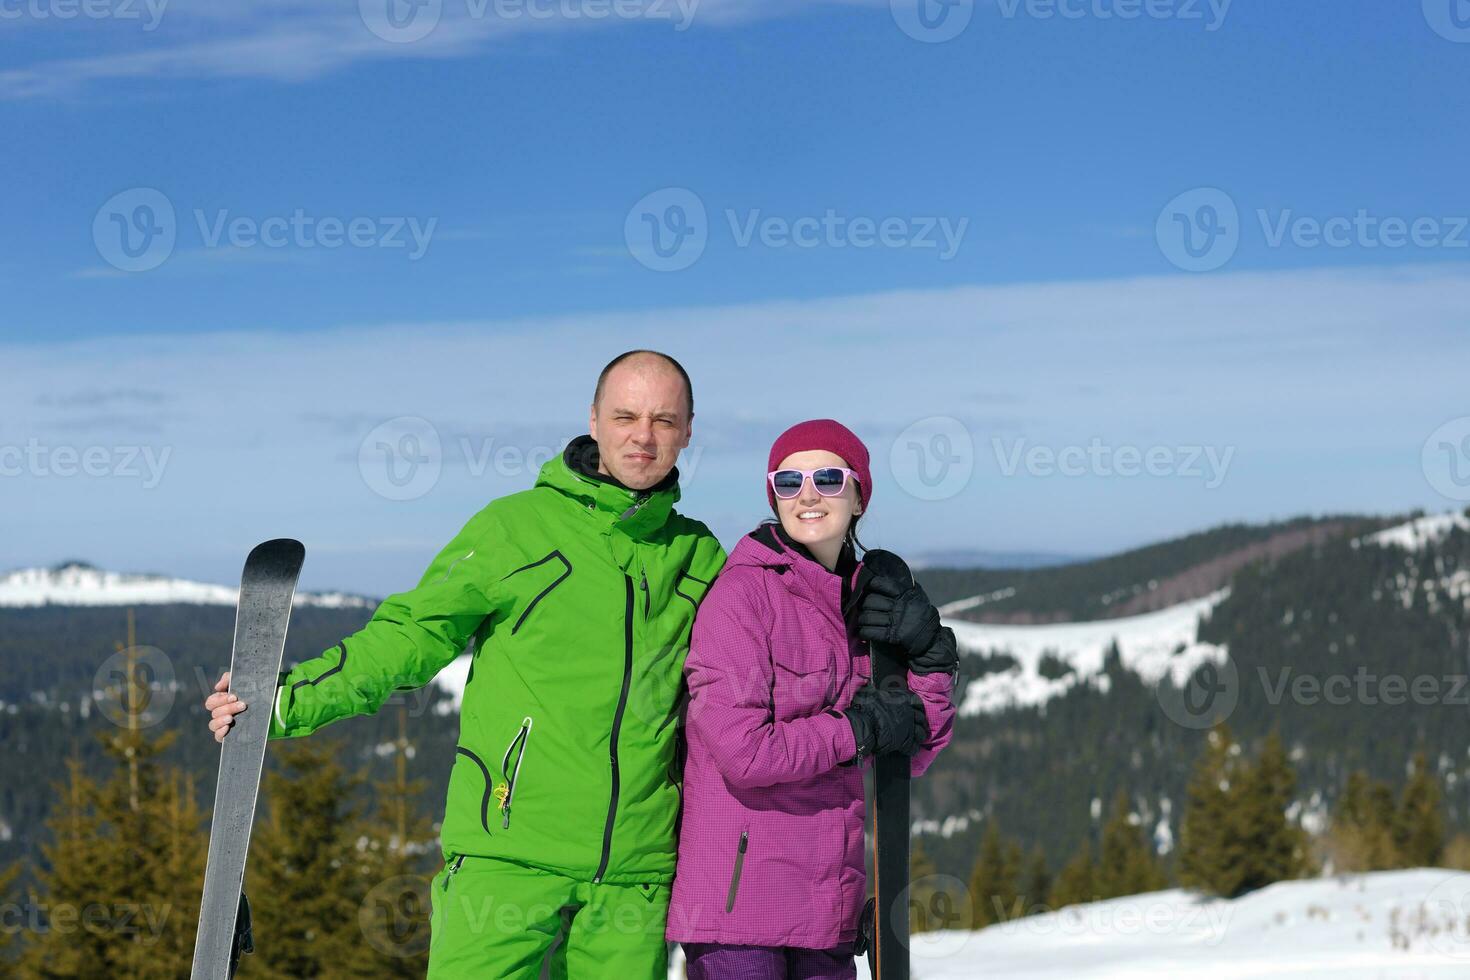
[205,350,727,978]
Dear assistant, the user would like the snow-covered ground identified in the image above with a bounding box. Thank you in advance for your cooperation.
[667,870,1470,978]
[949,591,1230,717]
[0,562,372,608]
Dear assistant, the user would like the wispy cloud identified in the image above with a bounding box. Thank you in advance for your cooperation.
[0,0,866,100]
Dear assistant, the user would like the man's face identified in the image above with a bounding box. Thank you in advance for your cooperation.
[588,360,692,491]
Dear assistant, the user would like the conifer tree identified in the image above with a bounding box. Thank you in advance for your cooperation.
[968,822,1020,927]
[1394,752,1444,868]
[1048,840,1095,909]
[1178,725,1235,893]
[1095,790,1166,899]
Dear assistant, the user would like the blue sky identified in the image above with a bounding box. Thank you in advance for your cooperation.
[3,0,1469,595]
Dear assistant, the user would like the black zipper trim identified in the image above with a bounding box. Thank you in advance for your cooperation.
[594,574,636,883]
[640,571,649,621]
[454,747,494,834]
[442,854,465,892]
[725,830,749,913]
[290,640,347,694]
[673,570,710,610]
[499,717,533,829]
[503,550,573,635]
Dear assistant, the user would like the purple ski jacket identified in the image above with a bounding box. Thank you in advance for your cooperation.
[666,524,956,950]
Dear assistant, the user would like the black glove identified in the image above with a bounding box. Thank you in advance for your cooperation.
[856,574,942,657]
[843,684,928,760]
[909,625,959,678]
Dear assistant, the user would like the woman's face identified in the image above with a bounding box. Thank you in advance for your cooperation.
[774,449,862,552]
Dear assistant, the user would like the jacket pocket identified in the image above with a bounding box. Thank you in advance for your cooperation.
[502,551,573,635]
[673,568,711,611]
[452,746,495,834]
[496,716,533,829]
[724,828,749,914]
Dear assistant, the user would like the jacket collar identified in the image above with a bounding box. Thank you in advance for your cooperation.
[535,434,681,538]
[737,521,865,625]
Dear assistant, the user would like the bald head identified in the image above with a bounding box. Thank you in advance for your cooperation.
[588,350,694,490]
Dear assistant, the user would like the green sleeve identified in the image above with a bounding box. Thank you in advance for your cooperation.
[268,509,503,739]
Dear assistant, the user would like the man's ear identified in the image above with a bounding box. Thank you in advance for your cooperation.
[680,412,693,450]
[587,404,598,440]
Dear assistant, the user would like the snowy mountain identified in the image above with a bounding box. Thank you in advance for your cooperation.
[0,561,374,609]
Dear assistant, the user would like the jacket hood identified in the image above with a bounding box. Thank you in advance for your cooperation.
[726,521,867,626]
[534,434,682,539]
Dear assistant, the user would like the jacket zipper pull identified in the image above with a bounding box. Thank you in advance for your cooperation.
[641,572,649,619]
[443,854,465,891]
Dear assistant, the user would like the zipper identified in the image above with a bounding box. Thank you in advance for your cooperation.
[497,716,534,829]
[619,491,650,522]
[724,830,749,913]
[442,854,465,892]
[640,571,649,621]
[594,574,637,883]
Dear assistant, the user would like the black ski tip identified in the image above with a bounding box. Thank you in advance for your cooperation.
[242,538,306,581]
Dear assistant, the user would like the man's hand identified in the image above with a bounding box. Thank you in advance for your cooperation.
[205,671,249,743]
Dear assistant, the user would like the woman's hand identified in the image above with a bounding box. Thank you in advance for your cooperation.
[855,573,942,655]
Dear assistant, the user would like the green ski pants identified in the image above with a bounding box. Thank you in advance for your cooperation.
[427,854,671,979]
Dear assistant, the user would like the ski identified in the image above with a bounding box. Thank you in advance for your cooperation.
[860,550,913,980]
[190,538,306,980]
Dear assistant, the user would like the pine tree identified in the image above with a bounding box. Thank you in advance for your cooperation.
[1095,790,1166,899]
[968,822,1020,927]
[1394,752,1445,868]
[1329,770,1399,872]
[1178,725,1235,894]
[244,738,377,979]
[1048,840,1095,910]
[20,628,207,979]
[1021,847,1051,918]
[1228,730,1308,896]
[354,708,437,976]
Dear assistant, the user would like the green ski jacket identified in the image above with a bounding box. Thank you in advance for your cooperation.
[268,435,727,884]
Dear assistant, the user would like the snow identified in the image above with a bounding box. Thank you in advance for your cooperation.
[666,871,1470,978]
[950,591,1229,716]
[0,562,373,609]
[1359,512,1470,551]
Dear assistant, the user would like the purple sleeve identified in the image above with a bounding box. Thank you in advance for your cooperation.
[906,667,956,777]
[685,570,856,789]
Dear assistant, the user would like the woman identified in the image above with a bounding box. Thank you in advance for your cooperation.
[667,419,958,979]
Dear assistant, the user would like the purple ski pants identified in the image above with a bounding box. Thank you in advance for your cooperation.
[682,941,857,980]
